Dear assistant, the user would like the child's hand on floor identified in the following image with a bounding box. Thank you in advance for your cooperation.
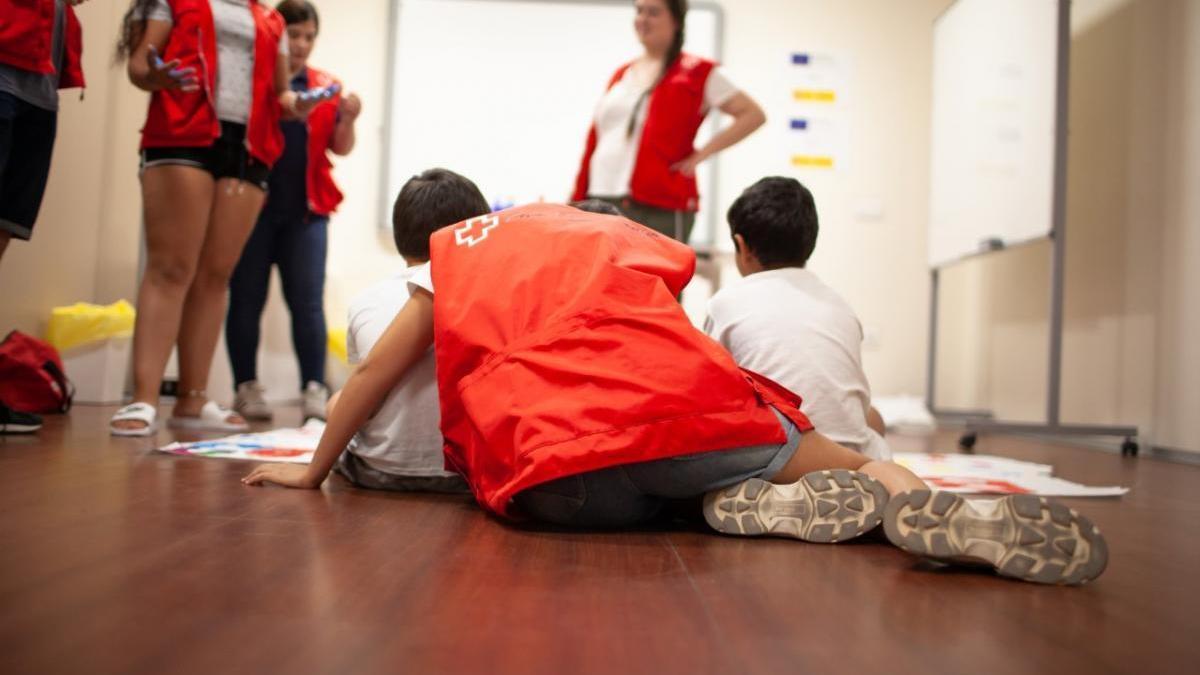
[241,463,320,489]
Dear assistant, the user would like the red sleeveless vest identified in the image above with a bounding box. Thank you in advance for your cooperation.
[139,0,285,167]
[428,204,813,516]
[302,66,344,216]
[0,0,84,89]
[573,53,715,212]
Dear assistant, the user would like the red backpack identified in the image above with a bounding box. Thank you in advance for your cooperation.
[0,331,73,413]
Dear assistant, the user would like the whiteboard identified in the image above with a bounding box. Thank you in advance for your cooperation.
[383,0,722,245]
[927,0,1063,267]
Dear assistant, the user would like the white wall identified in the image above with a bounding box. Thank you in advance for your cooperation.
[0,0,973,408]
[933,0,1200,452]
[18,0,1200,455]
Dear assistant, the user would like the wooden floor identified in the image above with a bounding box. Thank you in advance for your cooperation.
[2,404,1198,675]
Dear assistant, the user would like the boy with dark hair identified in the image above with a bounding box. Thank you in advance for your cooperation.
[245,184,1108,585]
[706,176,890,460]
[569,198,625,218]
[327,168,488,492]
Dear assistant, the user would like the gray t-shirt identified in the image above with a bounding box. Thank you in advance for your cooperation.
[0,0,66,112]
[135,0,289,124]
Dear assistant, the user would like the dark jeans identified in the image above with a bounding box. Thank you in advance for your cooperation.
[514,408,801,528]
[592,196,696,244]
[226,210,328,389]
[0,91,57,241]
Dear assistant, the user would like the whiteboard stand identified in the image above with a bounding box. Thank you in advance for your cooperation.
[925,0,1140,457]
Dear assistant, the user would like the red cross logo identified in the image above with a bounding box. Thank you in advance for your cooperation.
[454,214,500,247]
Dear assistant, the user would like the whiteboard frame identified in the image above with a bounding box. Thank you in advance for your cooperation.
[926,0,1062,269]
[378,0,726,247]
[926,0,1138,449]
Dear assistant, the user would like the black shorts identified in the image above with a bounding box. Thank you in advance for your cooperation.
[0,91,58,241]
[140,120,271,192]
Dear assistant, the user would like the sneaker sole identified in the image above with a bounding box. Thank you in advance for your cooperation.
[1,422,41,434]
[883,490,1108,585]
[703,470,890,543]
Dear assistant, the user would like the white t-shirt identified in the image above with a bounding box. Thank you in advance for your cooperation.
[408,261,434,295]
[587,60,740,198]
[345,266,449,477]
[704,268,892,460]
[136,0,289,124]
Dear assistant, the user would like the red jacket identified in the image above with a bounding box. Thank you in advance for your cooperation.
[302,66,344,216]
[573,53,716,212]
[429,204,813,517]
[139,0,285,167]
[0,0,85,89]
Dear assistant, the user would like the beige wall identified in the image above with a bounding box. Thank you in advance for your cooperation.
[0,0,951,406]
[934,0,1200,452]
[16,0,1198,453]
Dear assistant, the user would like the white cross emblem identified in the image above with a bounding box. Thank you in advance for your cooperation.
[454,214,500,247]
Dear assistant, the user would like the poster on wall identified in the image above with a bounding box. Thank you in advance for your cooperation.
[789,52,852,171]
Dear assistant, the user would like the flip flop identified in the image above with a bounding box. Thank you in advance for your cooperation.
[110,402,157,437]
[168,400,249,433]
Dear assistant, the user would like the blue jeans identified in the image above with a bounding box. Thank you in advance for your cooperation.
[226,210,328,389]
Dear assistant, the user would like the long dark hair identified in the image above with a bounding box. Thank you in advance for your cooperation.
[627,0,688,137]
[115,0,159,61]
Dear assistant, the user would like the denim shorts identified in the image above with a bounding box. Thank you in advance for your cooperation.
[335,449,470,494]
[513,408,801,528]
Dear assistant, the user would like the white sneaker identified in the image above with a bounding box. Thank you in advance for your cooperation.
[233,381,273,422]
[703,470,890,543]
[883,490,1108,585]
[302,381,329,421]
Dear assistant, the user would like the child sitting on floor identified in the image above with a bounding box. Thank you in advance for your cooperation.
[705,177,890,460]
[330,169,490,493]
[244,186,1108,585]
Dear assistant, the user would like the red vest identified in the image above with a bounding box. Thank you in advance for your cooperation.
[573,53,715,212]
[139,0,285,167]
[429,204,813,517]
[302,67,344,215]
[0,0,85,89]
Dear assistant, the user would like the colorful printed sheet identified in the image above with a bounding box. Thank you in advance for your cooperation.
[158,426,1128,497]
[157,420,323,464]
[893,452,1128,497]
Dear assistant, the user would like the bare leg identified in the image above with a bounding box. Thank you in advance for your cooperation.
[866,405,886,436]
[767,430,926,495]
[705,430,928,542]
[0,231,10,264]
[113,166,214,431]
[173,178,265,420]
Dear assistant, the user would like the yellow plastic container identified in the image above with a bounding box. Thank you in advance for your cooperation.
[46,300,136,404]
[46,300,136,352]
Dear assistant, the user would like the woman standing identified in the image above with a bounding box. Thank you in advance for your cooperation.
[225,0,360,422]
[109,0,323,436]
[572,0,765,242]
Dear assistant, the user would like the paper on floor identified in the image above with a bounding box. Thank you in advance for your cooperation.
[157,420,323,464]
[893,452,1128,497]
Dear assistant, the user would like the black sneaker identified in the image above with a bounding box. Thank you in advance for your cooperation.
[0,404,42,434]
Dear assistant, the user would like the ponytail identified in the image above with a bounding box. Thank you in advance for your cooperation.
[626,0,688,138]
[115,0,159,62]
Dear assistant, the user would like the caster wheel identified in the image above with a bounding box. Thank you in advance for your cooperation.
[1121,438,1139,457]
[959,432,977,452]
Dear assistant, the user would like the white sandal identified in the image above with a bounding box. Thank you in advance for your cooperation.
[110,402,158,437]
[168,400,249,433]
